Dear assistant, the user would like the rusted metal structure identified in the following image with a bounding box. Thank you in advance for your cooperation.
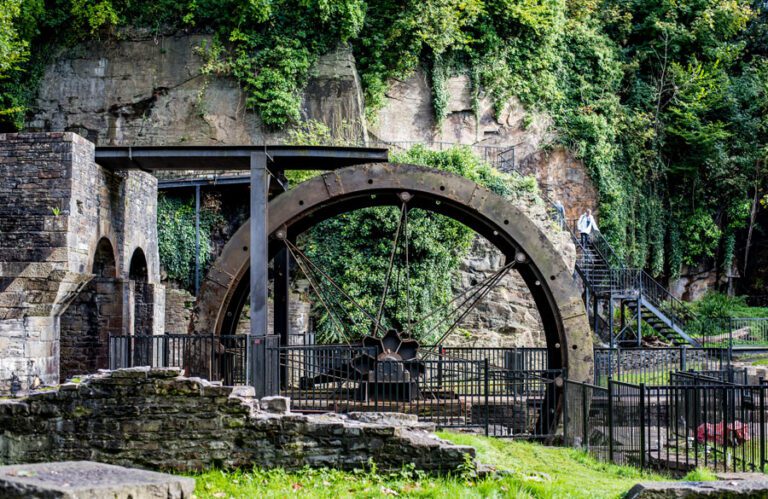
[96,146,592,404]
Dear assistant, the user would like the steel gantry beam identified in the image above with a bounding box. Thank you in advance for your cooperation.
[96,144,388,397]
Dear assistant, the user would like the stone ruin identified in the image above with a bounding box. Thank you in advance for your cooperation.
[0,133,164,392]
[0,367,474,474]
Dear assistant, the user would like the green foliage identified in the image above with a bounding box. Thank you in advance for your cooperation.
[682,467,718,482]
[3,0,768,284]
[690,292,768,319]
[302,145,536,343]
[194,433,668,499]
[157,194,224,290]
[0,0,28,78]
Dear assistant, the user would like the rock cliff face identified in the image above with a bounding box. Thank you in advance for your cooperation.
[27,32,591,348]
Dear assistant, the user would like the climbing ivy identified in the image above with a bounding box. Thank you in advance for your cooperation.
[2,0,768,288]
[301,145,537,344]
[157,194,224,291]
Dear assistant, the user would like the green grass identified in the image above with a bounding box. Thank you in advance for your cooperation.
[193,433,670,498]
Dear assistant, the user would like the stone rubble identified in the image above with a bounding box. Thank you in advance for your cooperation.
[0,367,475,474]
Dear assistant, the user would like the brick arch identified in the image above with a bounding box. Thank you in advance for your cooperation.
[194,162,592,385]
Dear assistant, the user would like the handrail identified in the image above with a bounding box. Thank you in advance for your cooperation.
[554,205,701,342]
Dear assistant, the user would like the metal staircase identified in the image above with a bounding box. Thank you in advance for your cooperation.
[560,215,700,347]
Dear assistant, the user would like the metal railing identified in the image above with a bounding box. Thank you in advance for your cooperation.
[696,318,768,348]
[109,334,250,385]
[565,377,768,472]
[373,140,516,171]
[425,346,549,371]
[275,343,562,438]
[593,347,730,387]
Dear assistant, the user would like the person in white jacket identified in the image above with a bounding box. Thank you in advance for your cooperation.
[577,209,598,247]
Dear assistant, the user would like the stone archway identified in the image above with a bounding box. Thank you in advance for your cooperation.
[194,162,592,383]
[60,237,121,379]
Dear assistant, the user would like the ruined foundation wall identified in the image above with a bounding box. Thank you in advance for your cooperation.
[0,367,474,474]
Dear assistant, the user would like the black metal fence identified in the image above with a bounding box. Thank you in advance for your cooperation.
[696,318,768,349]
[565,376,768,473]
[276,343,562,438]
[594,347,730,386]
[424,346,549,371]
[109,334,250,385]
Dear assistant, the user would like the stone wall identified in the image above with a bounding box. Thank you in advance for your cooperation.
[0,132,163,391]
[23,32,594,347]
[164,288,195,334]
[450,238,545,348]
[0,367,474,474]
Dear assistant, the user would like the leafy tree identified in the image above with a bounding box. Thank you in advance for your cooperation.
[300,145,536,343]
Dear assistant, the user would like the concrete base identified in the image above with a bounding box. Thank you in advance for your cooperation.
[0,461,195,499]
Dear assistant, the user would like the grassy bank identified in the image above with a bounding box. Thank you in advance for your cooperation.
[193,432,672,498]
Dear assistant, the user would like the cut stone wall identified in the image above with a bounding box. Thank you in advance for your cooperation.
[164,288,195,334]
[0,367,474,474]
[0,132,163,391]
[59,276,124,380]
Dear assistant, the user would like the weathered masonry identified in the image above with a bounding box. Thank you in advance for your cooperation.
[0,367,474,474]
[0,133,163,391]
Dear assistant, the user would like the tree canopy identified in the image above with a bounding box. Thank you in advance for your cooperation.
[1,0,767,284]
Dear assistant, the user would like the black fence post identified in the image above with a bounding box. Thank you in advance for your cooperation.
[639,383,646,469]
[484,358,490,437]
[760,378,766,471]
[437,346,444,390]
[582,382,589,450]
[681,345,687,372]
[608,379,615,463]
[562,377,568,445]
[728,318,733,361]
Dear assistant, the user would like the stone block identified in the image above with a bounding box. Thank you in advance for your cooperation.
[626,479,768,498]
[147,367,182,379]
[0,461,195,499]
[261,396,290,414]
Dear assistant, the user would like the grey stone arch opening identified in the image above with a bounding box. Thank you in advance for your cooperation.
[60,237,121,379]
[195,163,592,386]
[128,247,154,338]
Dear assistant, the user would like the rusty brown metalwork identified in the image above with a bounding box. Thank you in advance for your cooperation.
[193,162,592,387]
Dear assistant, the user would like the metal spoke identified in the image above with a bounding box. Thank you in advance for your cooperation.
[285,242,350,344]
[374,202,407,336]
[410,261,516,331]
[285,239,389,334]
[405,205,412,335]
[429,263,513,350]
[420,261,515,355]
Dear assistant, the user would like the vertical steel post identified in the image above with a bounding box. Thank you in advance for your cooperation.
[194,185,201,296]
[639,383,646,469]
[636,296,642,346]
[562,375,568,445]
[608,379,614,462]
[593,296,599,338]
[582,382,588,450]
[681,345,687,372]
[275,247,291,388]
[249,151,269,397]
[484,358,490,437]
[760,378,765,471]
[608,295,614,347]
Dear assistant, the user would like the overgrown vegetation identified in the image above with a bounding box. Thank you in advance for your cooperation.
[157,193,224,290]
[193,432,669,498]
[689,291,768,318]
[2,0,768,285]
[300,145,538,343]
